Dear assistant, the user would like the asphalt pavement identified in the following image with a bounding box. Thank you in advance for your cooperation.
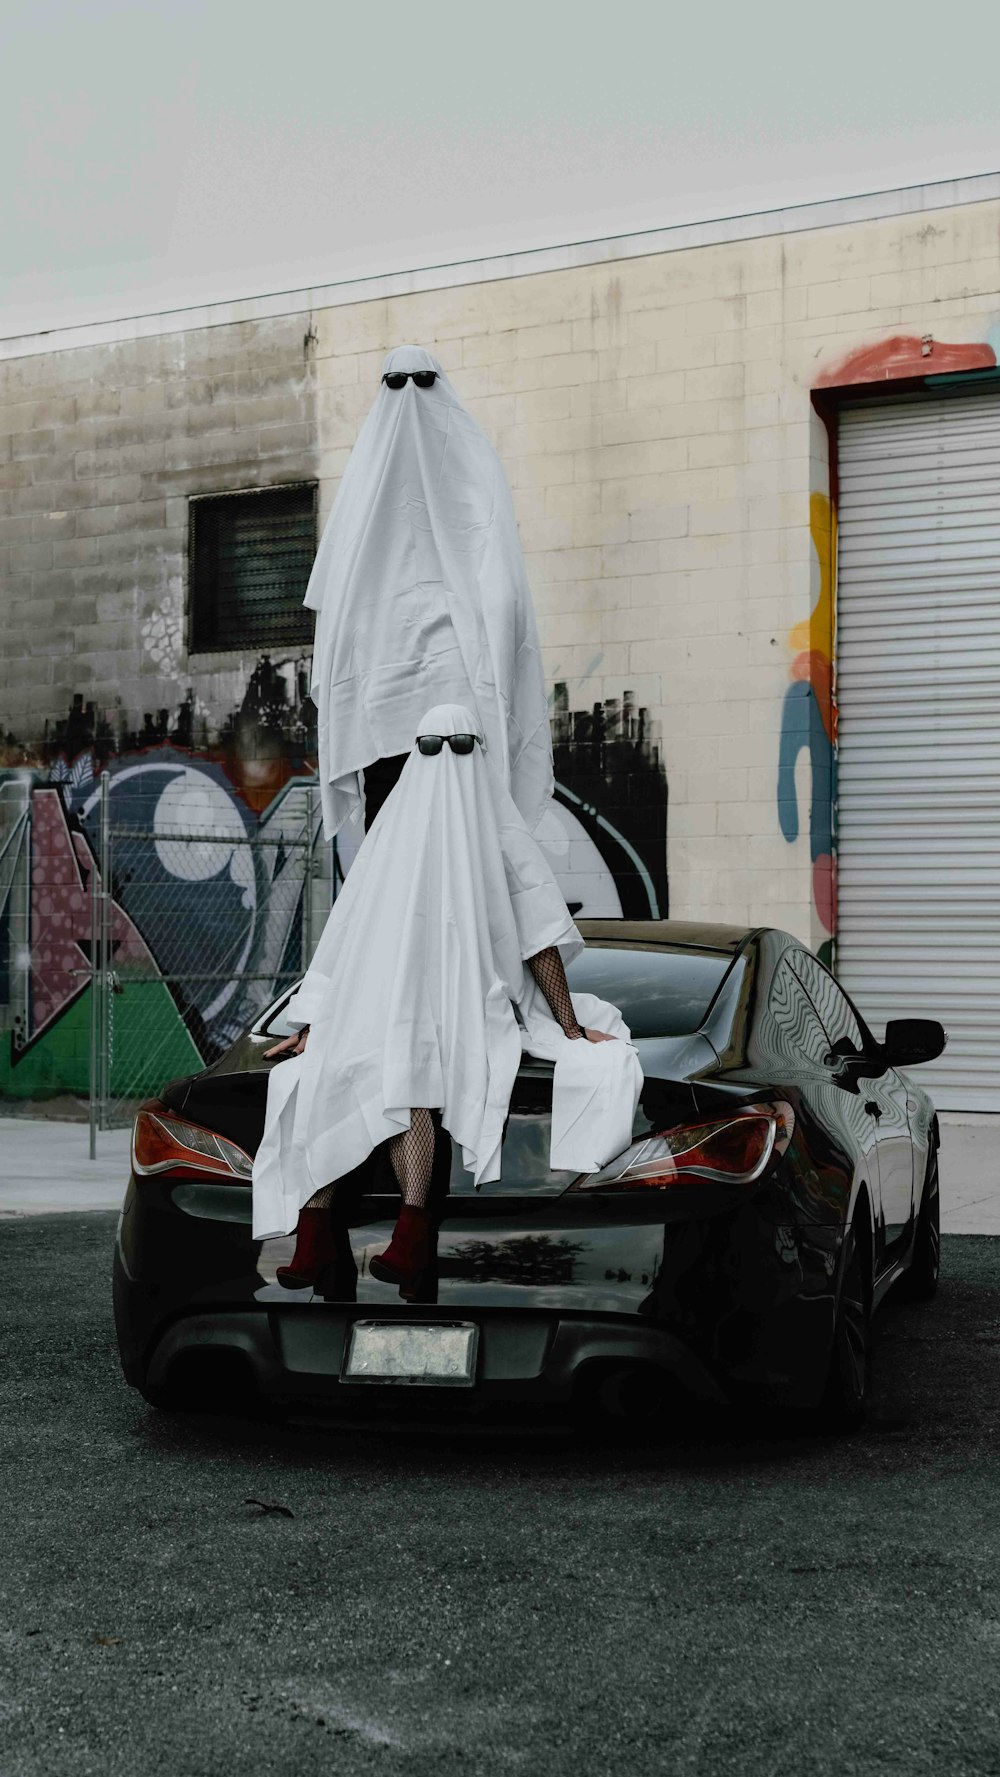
[2,1212,1000,1777]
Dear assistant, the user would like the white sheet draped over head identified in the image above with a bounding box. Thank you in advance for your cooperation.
[251,703,641,1241]
[306,344,553,838]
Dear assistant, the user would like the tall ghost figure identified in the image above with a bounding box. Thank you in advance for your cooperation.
[306,344,554,835]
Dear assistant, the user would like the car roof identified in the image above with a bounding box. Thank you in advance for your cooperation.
[577,918,756,955]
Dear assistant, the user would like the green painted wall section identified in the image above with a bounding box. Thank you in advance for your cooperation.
[0,981,204,1100]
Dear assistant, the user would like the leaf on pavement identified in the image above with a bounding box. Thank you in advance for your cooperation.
[244,1497,295,1518]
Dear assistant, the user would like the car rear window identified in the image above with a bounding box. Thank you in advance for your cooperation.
[565,944,735,1038]
[259,943,736,1041]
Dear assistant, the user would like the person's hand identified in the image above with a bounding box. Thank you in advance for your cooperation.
[566,1025,617,1042]
[264,1027,309,1059]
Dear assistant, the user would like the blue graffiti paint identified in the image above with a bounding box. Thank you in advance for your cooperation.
[777,680,834,860]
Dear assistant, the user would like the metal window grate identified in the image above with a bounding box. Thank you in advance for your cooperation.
[189,482,317,653]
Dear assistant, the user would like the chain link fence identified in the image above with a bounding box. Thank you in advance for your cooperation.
[87,771,327,1150]
[0,776,32,1057]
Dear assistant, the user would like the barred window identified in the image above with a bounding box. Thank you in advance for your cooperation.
[188,483,317,653]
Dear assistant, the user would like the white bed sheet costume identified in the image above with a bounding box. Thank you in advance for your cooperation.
[306,344,553,839]
[252,705,643,1241]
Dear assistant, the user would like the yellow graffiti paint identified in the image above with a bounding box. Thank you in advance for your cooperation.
[789,491,836,666]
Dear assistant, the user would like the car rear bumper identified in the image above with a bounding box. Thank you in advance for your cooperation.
[135,1298,730,1409]
[113,1172,841,1412]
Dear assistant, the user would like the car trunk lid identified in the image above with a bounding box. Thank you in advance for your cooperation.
[448,1032,720,1197]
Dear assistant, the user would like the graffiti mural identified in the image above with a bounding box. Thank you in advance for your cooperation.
[0,667,669,1104]
[0,777,203,1100]
[550,683,668,919]
[0,657,324,1103]
[777,491,837,966]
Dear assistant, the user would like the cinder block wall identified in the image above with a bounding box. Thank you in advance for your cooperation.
[3,195,1000,963]
[304,198,1000,948]
[0,316,318,748]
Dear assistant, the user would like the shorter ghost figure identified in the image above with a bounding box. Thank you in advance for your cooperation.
[252,704,642,1296]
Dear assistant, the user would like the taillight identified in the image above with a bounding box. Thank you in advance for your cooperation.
[568,1101,794,1193]
[132,1107,253,1183]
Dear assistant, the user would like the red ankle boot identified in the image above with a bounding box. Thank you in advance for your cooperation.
[276,1206,339,1290]
[369,1205,432,1297]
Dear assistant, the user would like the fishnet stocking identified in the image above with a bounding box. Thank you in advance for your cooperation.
[528,946,583,1039]
[388,1107,436,1207]
[303,1109,437,1210]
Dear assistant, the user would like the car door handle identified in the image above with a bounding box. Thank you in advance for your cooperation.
[864,1101,882,1121]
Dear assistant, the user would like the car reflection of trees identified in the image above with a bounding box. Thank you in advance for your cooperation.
[442,1234,586,1286]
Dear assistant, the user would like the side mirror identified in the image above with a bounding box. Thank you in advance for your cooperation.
[882,1018,947,1068]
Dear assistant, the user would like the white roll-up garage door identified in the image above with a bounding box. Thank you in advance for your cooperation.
[837,390,1000,1113]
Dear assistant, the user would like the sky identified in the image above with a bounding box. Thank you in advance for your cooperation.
[4,0,1000,338]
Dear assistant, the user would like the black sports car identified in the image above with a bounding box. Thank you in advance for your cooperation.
[113,921,945,1429]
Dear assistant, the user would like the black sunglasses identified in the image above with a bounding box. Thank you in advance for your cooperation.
[382,370,438,390]
[416,733,478,756]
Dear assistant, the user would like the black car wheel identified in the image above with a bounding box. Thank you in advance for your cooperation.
[899,1143,941,1303]
[819,1216,872,1432]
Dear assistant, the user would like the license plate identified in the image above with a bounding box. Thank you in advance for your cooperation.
[341,1321,479,1387]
